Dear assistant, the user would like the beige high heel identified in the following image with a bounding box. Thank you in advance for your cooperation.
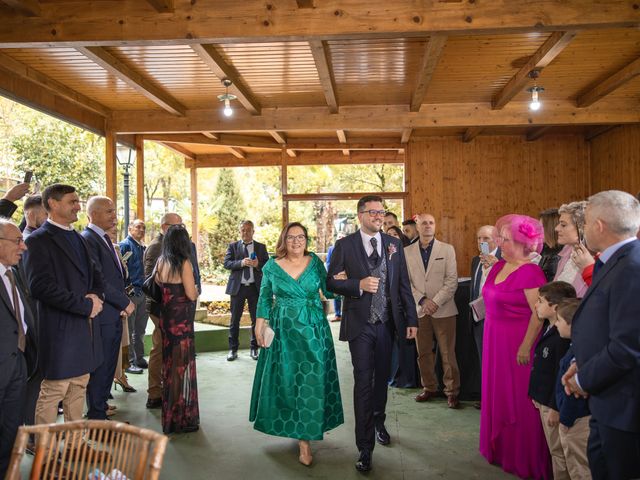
[298,440,313,466]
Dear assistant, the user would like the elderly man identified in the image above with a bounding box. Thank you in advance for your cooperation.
[143,212,200,409]
[562,190,640,480]
[0,219,36,476]
[81,197,134,420]
[119,219,148,372]
[405,213,460,408]
[22,195,48,239]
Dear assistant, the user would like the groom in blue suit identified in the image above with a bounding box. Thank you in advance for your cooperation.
[562,190,640,480]
[327,195,418,472]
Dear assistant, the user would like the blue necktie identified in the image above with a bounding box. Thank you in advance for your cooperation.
[593,258,604,278]
[243,243,251,281]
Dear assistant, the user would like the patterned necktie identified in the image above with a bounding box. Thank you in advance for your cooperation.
[5,269,25,352]
[369,237,380,263]
[243,243,251,281]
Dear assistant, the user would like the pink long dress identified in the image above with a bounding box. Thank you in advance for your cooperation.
[479,260,551,479]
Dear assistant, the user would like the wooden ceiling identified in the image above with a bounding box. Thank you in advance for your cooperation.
[0,0,639,165]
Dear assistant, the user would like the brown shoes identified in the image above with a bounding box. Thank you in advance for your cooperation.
[415,390,437,402]
[447,395,460,409]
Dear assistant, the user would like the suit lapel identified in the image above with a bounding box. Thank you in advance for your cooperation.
[353,230,373,275]
[45,223,86,276]
[85,227,122,275]
[380,234,393,289]
[0,277,15,319]
[425,239,441,279]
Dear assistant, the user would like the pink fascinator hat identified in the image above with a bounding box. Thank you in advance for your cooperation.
[494,214,544,255]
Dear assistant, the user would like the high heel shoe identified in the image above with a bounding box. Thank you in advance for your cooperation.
[298,440,313,466]
[113,378,136,393]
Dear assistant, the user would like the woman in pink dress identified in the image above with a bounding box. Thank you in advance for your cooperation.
[479,214,551,479]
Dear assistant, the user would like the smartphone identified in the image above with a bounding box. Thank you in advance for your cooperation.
[480,242,490,255]
[23,171,33,183]
[577,227,585,245]
[250,252,257,260]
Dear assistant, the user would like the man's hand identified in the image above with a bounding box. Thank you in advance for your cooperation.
[124,300,135,316]
[333,271,347,280]
[86,293,103,318]
[242,258,258,267]
[421,299,439,316]
[406,327,418,339]
[547,409,560,427]
[2,182,30,202]
[480,254,499,268]
[359,276,380,294]
[561,362,589,398]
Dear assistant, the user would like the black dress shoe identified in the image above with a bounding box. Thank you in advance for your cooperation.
[375,425,391,446]
[355,449,372,472]
[227,350,238,361]
[250,348,259,360]
[146,397,162,409]
[136,358,149,369]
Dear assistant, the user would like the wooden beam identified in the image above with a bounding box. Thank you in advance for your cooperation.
[111,100,640,134]
[577,57,640,107]
[410,35,447,112]
[287,141,402,151]
[105,129,117,204]
[201,131,218,140]
[1,0,40,16]
[585,124,620,141]
[0,67,105,134]
[462,127,483,143]
[400,128,412,144]
[284,191,407,201]
[286,149,297,158]
[268,130,287,145]
[492,31,577,110]
[135,135,145,221]
[0,1,637,47]
[146,0,174,13]
[190,167,199,254]
[226,147,245,159]
[143,133,280,149]
[526,126,553,141]
[158,142,195,160]
[336,129,349,155]
[309,40,338,113]
[76,46,186,116]
[190,43,260,115]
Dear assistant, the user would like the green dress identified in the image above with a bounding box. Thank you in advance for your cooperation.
[249,253,344,440]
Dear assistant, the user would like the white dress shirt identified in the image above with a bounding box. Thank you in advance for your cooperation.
[0,263,28,333]
[360,230,382,257]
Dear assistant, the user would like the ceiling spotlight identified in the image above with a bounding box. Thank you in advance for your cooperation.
[217,79,237,117]
[527,70,544,111]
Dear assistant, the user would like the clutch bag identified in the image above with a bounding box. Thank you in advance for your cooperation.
[262,324,275,348]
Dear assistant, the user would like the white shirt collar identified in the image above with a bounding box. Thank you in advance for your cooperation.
[360,229,382,255]
[47,218,74,231]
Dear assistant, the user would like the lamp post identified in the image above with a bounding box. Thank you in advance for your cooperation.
[116,145,134,237]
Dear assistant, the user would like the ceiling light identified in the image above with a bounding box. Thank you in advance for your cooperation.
[527,70,544,111]
[217,79,237,117]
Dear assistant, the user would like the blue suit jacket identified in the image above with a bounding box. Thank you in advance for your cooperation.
[571,239,640,432]
[81,228,130,325]
[223,240,269,296]
[23,222,104,380]
[326,230,418,342]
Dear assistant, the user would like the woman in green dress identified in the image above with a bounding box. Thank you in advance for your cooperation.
[250,222,344,466]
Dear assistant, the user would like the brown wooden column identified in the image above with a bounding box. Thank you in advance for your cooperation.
[281,149,288,227]
[135,135,145,220]
[190,167,199,253]
[105,129,117,205]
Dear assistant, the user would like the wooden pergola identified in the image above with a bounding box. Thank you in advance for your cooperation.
[1,0,639,271]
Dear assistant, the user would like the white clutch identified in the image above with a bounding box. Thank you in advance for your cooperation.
[262,324,275,348]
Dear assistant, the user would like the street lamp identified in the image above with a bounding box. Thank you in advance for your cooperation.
[116,144,134,237]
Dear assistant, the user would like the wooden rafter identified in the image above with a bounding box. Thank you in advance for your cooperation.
[400,128,412,144]
[76,46,186,116]
[190,44,260,115]
[526,126,553,141]
[576,57,640,108]
[492,31,577,110]
[309,40,338,113]
[336,129,349,155]
[111,101,639,134]
[1,0,40,16]
[268,130,287,144]
[226,147,245,159]
[143,133,280,149]
[202,131,218,140]
[146,0,174,13]
[0,52,109,116]
[159,142,195,160]
[584,125,619,141]
[0,1,637,46]
[410,35,447,112]
[462,127,483,143]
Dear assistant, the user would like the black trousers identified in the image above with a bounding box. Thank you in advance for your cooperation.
[348,321,393,452]
[0,350,26,477]
[86,320,122,419]
[229,284,258,351]
[588,417,640,480]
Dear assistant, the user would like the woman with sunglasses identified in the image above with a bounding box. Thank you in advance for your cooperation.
[250,222,344,466]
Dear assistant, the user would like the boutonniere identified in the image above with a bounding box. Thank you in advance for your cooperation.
[387,243,397,261]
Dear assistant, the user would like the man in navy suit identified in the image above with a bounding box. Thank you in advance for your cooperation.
[23,184,104,426]
[223,220,269,361]
[562,190,640,480]
[82,196,134,420]
[327,195,418,472]
[0,219,36,477]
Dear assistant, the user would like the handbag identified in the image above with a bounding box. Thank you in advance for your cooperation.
[262,323,275,348]
[142,264,162,303]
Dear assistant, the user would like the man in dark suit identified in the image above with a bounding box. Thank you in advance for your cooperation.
[82,196,134,420]
[0,219,36,477]
[562,190,640,480]
[23,184,104,426]
[223,220,269,361]
[327,195,418,472]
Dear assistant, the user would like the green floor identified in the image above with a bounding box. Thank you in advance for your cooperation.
[20,323,514,479]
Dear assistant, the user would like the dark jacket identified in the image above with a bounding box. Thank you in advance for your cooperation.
[223,240,269,296]
[326,230,418,342]
[0,199,17,219]
[556,346,590,427]
[118,235,146,295]
[528,324,571,409]
[23,221,104,380]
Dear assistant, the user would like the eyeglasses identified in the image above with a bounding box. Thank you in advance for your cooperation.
[359,210,387,217]
[0,237,25,245]
[285,234,307,242]
[166,223,186,230]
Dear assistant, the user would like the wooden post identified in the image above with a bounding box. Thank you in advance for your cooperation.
[281,149,288,227]
[190,167,199,254]
[403,143,411,217]
[105,129,117,206]
[135,135,145,220]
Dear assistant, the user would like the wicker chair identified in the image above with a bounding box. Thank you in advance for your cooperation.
[5,420,168,480]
